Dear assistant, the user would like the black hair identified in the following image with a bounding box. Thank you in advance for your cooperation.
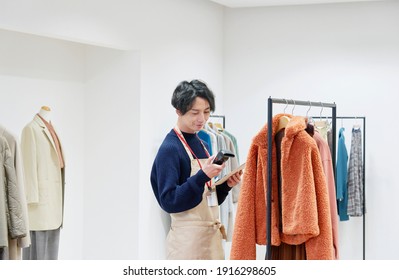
[171,80,215,115]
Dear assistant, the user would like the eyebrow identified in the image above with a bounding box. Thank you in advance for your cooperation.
[191,107,210,112]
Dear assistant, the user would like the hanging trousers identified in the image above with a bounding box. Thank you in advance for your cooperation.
[23,228,60,260]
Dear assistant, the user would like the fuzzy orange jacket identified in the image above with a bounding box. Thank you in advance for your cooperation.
[230,114,334,260]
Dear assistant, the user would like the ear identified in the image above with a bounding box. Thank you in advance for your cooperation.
[176,109,183,116]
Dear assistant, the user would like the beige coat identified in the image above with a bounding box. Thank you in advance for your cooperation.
[21,115,65,231]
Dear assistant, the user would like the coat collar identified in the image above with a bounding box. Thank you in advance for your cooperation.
[251,113,293,149]
[33,114,47,128]
[33,114,58,152]
[284,115,307,139]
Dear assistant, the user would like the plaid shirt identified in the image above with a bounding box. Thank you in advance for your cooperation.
[347,127,364,216]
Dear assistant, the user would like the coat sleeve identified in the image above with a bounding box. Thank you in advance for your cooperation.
[305,147,334,260]
[281,140,320,244]
[2,138,27,239]
[8,134,31,256]
[21,125,39,204]
[281,133,334,259]
[230,142,260,260]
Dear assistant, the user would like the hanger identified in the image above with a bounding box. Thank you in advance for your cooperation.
[283,98,289,114]
[306,101,311,118]
[314,102,329,129]
[291,99,296,115]
[353,116,361,129]
[277,99,290,131]
[318,102,323,121]
[305,101,313,124]
[214,123,224,131]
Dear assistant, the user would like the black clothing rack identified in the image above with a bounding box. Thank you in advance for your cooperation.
[266,97,337,260]
[209,115,226,128]
[317,116,367,260]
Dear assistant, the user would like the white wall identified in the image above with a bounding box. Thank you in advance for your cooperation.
[0,29,86,259]
[0,28,141,259]
[0,0,224,259]
[224,1,399,259]
[84,47,140,259]
[2,0,391,260]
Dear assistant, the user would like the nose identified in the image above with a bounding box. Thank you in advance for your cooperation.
[197,112,206,123]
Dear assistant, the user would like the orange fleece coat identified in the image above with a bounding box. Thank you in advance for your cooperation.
[230,114,334,260]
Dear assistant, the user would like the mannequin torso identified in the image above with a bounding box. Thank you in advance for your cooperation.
[38,106,51,122]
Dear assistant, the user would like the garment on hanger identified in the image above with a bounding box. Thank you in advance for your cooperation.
[197,130,213,155]
[0,125,30,260]
[221,130,241,203]
[0,136,27,260]
[199,123,242,243]
[336,127,349,221]
[314,120,330,141]
[314,120,333,156]
[313,131,340,259]
[220,131,241,241]
[271,127,306,260]
[347,127,364,217]
[230,114,334,260]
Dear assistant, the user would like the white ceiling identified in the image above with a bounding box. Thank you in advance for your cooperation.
[207,0,388,8]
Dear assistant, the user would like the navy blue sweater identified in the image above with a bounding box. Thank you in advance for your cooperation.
[151,129,231,213]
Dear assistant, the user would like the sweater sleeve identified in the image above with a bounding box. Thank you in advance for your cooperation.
[151,142,210,213]
[216,182,232,205]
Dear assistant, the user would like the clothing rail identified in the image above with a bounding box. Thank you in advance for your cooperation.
[266,97,337,260]
[312,116,366,260]
[209,115,225,129]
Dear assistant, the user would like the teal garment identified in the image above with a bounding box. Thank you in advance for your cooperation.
[336,127,349,221]
[197,130,213,155]
[222,129,239,163]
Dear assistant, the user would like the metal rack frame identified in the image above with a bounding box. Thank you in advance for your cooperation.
[209,114,225,129]
[317,116,366,260]
[266,97,337,260]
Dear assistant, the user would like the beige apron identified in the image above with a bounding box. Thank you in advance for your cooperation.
[166,128,226,260]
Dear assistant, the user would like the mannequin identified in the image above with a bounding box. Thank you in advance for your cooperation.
[38,106,51,122]
[21,106,65,260]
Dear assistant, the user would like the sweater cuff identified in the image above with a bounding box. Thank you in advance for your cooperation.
[217,182,232,194]
[193,169,212,187]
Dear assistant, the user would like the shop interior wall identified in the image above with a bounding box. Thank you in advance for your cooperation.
[0,28,141,259]
[0,29,86,259]
[223,1,399,259]
[3,0,389,260]
[0,0,224,259]
[83,46,140,260]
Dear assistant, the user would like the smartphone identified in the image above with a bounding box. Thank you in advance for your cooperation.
[213,150,235,165]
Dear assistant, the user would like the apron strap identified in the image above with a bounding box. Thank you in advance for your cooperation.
[173,126,195,161]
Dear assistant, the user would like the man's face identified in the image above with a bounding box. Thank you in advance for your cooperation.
[177,97,210,133]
